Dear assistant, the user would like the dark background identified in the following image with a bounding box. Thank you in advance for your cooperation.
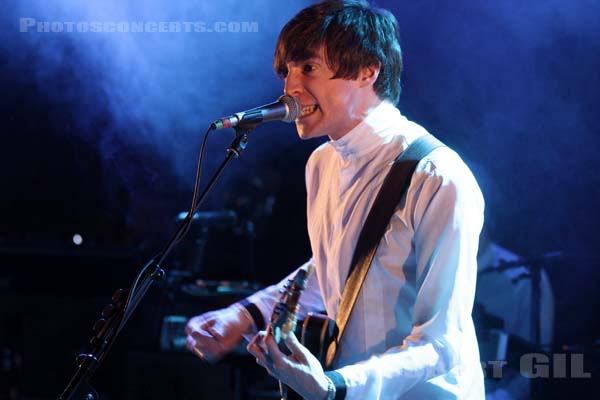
[1,0,598,398]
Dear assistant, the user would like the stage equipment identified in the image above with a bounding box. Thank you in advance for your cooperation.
[57,96,297,400]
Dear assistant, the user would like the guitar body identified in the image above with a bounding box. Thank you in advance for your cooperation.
[301,313,335,364]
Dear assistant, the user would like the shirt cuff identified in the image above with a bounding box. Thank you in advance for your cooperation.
[325,371,347,400]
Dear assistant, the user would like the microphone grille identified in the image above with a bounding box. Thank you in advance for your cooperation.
[279,95,301,123]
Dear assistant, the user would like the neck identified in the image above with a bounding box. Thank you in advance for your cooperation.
[328,97,384,141]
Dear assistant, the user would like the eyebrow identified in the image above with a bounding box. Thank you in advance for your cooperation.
[289,56,324,65]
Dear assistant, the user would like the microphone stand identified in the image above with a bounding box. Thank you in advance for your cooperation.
[58,126,253,400]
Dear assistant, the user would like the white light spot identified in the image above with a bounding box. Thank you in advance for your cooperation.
[73,234,83,246]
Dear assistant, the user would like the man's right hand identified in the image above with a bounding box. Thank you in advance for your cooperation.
[184,303,254,363]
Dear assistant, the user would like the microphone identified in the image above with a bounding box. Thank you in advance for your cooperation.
[211,95,301,130]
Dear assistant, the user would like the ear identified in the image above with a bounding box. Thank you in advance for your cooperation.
[358,64,380,88]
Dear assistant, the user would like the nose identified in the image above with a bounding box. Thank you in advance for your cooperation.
[284,68,303,98]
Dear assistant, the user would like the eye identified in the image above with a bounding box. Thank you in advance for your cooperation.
[303,63,315,73]
[278,67,288,78]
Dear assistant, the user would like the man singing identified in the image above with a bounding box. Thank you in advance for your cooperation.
[186,1,485,398]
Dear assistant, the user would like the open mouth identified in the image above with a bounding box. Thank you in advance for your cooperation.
[299,104,319,119]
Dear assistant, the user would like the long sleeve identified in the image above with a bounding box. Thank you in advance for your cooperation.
[282,102,484,398]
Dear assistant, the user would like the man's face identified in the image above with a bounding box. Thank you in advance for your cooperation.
[282,48,376,141]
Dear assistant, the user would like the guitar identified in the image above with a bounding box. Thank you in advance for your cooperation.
[268,263,334,400]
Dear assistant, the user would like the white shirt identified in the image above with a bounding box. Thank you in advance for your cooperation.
[247,101,485,399]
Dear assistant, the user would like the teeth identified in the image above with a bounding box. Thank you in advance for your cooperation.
[300,105,318,117]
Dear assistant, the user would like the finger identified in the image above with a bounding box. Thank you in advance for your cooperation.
[248,333,272,363]
[263,331,283,358]
[246,332,265,358]
[185,335,205,359]
[185,335,195,353]
[264,332,295,371]
[190,330,219,355]
[247,337,276,374]
[205,323,224,340]
[284,332,308,363]
[199,318,216,331]
[191,329,214,341]
[185,315,211,336]
[185,313,212,333]
[184,318,199,335]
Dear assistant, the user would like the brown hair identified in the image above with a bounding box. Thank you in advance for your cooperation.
[274,0,403,104]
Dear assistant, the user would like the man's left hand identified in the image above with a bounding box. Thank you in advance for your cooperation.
[247,327,330,400]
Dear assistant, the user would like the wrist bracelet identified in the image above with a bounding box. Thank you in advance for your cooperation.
[324,376,336,400]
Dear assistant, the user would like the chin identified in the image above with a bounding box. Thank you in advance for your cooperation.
[296,130,313,140]
[295,124,325,141]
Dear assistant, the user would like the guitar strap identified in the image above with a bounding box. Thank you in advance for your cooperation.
[324,134,446,369]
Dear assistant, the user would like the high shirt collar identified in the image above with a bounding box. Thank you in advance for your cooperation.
[329,101,404,161]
